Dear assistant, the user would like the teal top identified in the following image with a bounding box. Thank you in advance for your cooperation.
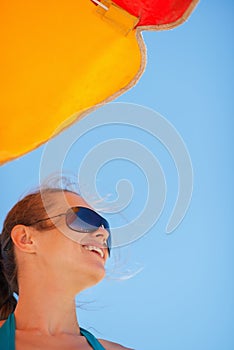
[0,313,105,350]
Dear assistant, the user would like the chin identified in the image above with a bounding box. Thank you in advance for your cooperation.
[73,266,106,292]
[87,267,106,287]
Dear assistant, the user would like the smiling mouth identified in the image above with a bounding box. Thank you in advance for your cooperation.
[83,245,105,259]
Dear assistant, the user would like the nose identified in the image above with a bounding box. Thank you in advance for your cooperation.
[91,226,109,246]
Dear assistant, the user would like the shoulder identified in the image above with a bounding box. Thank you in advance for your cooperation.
[99,339,134,350]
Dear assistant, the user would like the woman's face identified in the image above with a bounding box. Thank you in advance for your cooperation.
[32,191,110,293]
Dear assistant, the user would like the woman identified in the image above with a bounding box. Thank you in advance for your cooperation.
[0,186,133,349]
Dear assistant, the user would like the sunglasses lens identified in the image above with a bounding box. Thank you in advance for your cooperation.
[66,207,111,255]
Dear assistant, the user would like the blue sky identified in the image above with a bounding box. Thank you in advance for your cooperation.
[0,1,233,349]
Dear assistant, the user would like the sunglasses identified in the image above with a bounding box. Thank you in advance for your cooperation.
[35,206,111,256]
[3,207,111,256]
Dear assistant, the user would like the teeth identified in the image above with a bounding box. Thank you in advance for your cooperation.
[84,245,104,258]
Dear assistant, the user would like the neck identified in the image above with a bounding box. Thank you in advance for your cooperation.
[14,275,82,336]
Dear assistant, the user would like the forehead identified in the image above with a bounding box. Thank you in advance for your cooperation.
[43,191,93,216]
[64,191,92,209]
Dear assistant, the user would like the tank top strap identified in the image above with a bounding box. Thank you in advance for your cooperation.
[80,327,106,350]
[0,313,15,350]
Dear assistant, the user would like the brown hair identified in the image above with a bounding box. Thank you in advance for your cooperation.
[0,187,75,320]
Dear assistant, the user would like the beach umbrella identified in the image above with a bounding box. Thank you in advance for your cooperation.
[0,0,198,164]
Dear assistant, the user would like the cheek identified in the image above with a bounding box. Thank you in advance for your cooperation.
[37,230,83,265]
[52,238,83,264]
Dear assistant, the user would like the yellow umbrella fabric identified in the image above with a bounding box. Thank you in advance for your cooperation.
[0,0,141,164]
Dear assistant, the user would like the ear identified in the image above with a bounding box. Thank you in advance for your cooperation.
[11,225,36,253]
